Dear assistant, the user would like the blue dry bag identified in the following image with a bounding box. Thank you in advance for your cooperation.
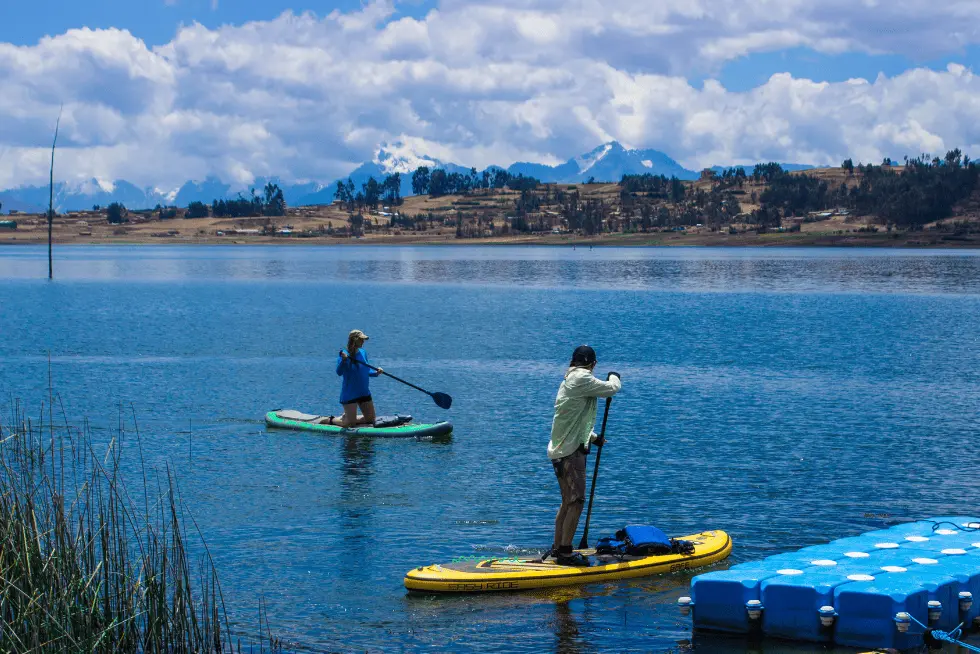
[616,525,673,556]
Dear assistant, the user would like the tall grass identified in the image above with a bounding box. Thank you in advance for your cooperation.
[0,400,281,652]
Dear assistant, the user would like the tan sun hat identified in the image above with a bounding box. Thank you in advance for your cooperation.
[349,329,369,341]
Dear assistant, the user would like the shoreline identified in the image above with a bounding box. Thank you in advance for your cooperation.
[2,231,979,248]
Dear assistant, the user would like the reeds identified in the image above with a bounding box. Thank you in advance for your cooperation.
[0,400,280,652]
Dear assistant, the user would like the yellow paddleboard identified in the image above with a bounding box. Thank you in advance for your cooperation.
[405,530,731,593]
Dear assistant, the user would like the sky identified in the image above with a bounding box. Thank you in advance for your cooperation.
[2,0,980,190]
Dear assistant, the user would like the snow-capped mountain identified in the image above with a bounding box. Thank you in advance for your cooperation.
[508,142,699,182]
[294,141,470,205]
[374,141,441,175]
[0,179,172,214]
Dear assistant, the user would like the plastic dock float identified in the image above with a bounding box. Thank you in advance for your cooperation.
[681,516,980,651]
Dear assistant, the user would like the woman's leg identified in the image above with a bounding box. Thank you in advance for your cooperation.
[339,402,360,427]
[357,400,376,425]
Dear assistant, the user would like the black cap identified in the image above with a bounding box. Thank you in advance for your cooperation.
[570,345,597,366]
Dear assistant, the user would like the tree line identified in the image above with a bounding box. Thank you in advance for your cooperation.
[333,167,543,217]
[756,151,979,228]
[103,183,288,224]
[410,166,538,197]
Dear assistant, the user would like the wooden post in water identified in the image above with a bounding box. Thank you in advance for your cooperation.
[48,107,62,280]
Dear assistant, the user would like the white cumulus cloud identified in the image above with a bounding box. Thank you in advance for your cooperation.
[1,0,980,189]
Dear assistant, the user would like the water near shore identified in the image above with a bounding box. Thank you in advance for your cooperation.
[2,245,979,652]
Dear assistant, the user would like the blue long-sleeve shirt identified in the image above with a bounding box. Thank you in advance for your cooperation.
[336,348,380,404]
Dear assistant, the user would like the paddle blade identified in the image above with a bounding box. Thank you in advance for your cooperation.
[432,392,453,410]
[577,536,588,550]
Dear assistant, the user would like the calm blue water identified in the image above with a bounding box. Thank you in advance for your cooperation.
[2,245,979,653]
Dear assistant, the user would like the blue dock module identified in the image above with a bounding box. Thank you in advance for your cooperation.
[684,517,980,649]
[759,570,876,642]
[689,567,784,634]
[833,575,930,650]
[941,558,980,627]
[895,568,965,631]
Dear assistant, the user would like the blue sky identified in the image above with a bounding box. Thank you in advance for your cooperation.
[2,0,980,188]
[707,46,980,93]
[1,1,437,46]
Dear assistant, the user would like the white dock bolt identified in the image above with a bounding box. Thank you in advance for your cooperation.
[894,612,911,633]
[818,605,837,627]
[746,599,763,621]
[959,591,973,613]
[677,596,693,616]
[928,600,942,623]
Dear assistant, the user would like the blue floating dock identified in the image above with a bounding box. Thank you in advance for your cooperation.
[683,517,980,650]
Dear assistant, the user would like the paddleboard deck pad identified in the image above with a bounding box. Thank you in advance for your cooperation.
[265,409,452,438]
[405,530,731,593]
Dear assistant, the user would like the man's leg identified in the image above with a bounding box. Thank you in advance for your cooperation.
[558,497,585,548]
[555,451,589,566]
[552,458,567,554]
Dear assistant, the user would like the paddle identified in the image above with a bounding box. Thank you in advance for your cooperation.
[578,372,618,550]
[346,354,453,410]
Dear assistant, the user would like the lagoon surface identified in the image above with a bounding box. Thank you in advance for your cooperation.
[2,245,979,653]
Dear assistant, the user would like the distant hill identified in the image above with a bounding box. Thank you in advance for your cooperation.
[0,141,822,212]
[0,179,171,214]
[708,163,815,175]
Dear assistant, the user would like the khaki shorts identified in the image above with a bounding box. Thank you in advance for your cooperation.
[552,449,587,504]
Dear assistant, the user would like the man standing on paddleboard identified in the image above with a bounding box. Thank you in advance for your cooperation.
[547,345,621,566]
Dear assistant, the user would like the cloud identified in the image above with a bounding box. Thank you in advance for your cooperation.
[2,0,980,189]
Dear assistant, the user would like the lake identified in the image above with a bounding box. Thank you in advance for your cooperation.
[1,244,979,652]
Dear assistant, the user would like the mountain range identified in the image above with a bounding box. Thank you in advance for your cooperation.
[0,142,814,213]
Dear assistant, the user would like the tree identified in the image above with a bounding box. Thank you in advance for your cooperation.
[429,169,448,197]
[412,166,431,196]
[349,213,364,236]
[186,201,209,218]
[106,202,128,224]
[842,158,854,175]
[752,162,785,183]
[362,177,381,209]
[263,183,286,216]
[334,178,357,211]
[382,173,402,206]
[506,174,539,192]
[669,177,686,203]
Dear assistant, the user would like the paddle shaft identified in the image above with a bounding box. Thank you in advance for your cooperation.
[345,354,451,408]
[578,373,616,550]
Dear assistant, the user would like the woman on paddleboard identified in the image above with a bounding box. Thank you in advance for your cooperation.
[325,329,383,427]
[547,345,621,566]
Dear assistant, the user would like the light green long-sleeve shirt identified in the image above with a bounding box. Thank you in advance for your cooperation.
[548,367,622,460]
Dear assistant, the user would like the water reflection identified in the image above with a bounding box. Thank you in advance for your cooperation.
[553,601,587,654]
[2,245,979,295]
[336,435,376,586]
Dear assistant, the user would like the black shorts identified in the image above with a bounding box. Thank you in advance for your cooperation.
[342,395,372,406]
